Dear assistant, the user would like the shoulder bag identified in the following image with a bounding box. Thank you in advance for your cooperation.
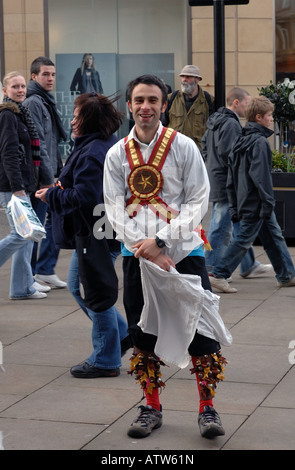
[74,210,118,312]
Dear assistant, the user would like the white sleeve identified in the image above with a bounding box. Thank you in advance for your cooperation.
[103,142,146,253]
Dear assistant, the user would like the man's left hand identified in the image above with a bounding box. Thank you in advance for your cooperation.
[132,239,175,271]
[132,238,161,261]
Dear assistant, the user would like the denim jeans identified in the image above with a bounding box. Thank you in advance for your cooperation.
[205,201,258,275]
[0,191,35,298]
[67,249,129,369]
[212,211,295,284]
[30,195,60,275]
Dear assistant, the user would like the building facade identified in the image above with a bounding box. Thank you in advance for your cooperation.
[0,0,293,149]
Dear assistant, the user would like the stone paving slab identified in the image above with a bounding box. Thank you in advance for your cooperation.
[1,208,295,451]
[0,417,104,450]
[223,407,295,450]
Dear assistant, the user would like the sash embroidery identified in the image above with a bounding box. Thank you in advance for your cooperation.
[125,127,178,223]
[124,127,212,250]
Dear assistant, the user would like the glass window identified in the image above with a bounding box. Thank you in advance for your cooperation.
[0,0,4,100]
[276,0,295,82]
[47,0,188,156]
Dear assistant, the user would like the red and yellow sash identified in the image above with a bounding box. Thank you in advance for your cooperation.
[125,127,179,223]
[125,126,212,250]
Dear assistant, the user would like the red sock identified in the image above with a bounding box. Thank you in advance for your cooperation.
[192,356,213,413]
[144,387,161,411]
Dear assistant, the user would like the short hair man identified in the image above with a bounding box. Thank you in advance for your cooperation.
[202,87,271,293]
[209,96,295,291]
[104,74,232,440]
[25,56,67,288]
[162,65,214,151]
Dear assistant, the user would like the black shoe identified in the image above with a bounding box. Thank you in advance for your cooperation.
[121,335,133,357]
[70,362,120,378]
[198,405,225,438]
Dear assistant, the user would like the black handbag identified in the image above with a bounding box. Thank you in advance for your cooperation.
[74,212,118,312]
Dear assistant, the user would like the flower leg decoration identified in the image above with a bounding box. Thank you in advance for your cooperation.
[190,350,227,400]
[128,349,166,394]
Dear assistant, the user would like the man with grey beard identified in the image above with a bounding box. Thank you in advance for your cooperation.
[162,65,214,152]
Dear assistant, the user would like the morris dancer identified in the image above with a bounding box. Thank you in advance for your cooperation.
[104,75,231,439]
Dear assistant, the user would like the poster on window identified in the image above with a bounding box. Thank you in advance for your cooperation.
[54,53,117,158]
[54,52,174,156]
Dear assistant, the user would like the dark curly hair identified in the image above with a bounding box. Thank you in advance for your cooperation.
[126,75,168,105]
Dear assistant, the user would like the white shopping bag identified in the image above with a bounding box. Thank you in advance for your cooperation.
[138,258,232,368]
[8,195,46,242]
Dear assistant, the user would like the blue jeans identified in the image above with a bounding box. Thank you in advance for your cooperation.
[212,211,295,284]
[67,249,129,369]
[0,191,35,298]
[30,195,60,275]
[205,201,258,275]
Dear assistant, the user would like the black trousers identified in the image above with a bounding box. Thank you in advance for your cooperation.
[123,255,220,356]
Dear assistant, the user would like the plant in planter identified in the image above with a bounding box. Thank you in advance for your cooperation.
[258,78,295,153]
[272,149,295,173]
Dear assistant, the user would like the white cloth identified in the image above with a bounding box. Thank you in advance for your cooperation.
[103,122,210,264]
[138,259,232,368]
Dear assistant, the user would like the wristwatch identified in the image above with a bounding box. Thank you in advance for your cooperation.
[155,236,166,248]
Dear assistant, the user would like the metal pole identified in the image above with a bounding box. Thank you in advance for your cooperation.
[213,0,226,110]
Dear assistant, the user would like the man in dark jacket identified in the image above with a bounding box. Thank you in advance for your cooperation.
[202,87,271,293]
[209,96,295,292]
[24,56,68,289]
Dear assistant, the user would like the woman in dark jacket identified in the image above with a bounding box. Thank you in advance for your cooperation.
[36,92,131,377]
[70,54,103,95]
[0,71,48,300]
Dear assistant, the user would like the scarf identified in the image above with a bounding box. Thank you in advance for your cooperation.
[26,80,67,142]
[3,96,41,170]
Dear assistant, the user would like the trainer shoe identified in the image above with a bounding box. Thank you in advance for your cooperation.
[35,274,67,288]
[70,362,120,378]
[198,405,225,438]
[32,281,51,293]
[127,405,162,438]
[277,277,295,288]
[9,291,47,300]
[240,263,272,278]
[209,276,237,293]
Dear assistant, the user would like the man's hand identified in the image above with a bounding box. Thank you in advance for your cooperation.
[132,238,162,261]
[132,239,175,271]
[152,253,176,271]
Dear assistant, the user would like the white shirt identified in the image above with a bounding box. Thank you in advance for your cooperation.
[103,122,210,264]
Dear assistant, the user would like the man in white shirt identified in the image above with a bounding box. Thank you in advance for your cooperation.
[104,75,230,440]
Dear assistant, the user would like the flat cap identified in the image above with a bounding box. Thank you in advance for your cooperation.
[179,65,202,80]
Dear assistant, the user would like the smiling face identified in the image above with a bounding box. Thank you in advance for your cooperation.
[3,75,27,103]
[128,83,167,143]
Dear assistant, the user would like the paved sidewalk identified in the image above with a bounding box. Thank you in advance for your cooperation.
[0,208,295,451]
